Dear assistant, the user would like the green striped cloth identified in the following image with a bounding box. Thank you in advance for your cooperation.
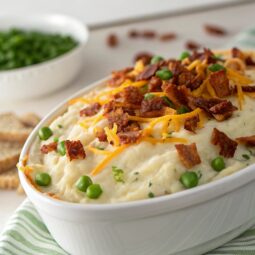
[1,199,255,255]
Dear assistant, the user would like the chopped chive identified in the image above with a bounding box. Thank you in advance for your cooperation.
[148,192,155,198]
[162,96,175,108]
[242,154,250,160]
[144,93,155,100]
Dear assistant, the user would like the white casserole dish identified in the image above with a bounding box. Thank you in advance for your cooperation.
[19,78,255,255]
[0,14,89,101]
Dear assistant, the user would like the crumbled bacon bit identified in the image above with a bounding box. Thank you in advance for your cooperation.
[211,128,237,158]
[241,85,255,93]
[95,128,107,142]
[142,30,157,39]
[236,135,255,146]
[245,56,255,66]
[231,47,245,60]
[148,76,162,92]
[187,96,237,121]
[40,142,57,154]
[136,64,158,81]
[184,115,200,133]
[106,108,129,131]
[175,143,201,169]
[108,67,133,87]
[185,40,201,50]
[118,130,142,144]
[140,97,165,117]
[204,24,227,36]
[80,103,101,117]
[134,52,153,65]
[163,83,189,107]
[65,140,86,161]
[128,29,139,38]
[159,32,177,41]
[209,70,230,98]
[107,33,119,48]
[123,121,141,132]
[121,86,144,105]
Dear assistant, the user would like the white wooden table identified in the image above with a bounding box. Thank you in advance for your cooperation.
[1,2,255,233]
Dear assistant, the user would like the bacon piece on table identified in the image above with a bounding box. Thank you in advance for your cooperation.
[65,140,86,161]
[204,24,227,36]
[175,143,201,169]
[211,128,237,158]
[236,135,255,146]
[40,142,57,154]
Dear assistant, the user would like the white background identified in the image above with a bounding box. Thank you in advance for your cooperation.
[1,1,255,233]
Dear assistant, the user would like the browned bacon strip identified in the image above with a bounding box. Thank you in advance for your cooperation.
[65,140,86,161]
[175,143,201,169]
[236,135,255,146]
[211,128,237,158]
[80,103,101,117]
[204,24,227,36]
[118,131,142,144]
[184,115,200,133]
[140,97,165,117]
[209,70,230,98]
[136,64,158,81]
[40,142,57,154]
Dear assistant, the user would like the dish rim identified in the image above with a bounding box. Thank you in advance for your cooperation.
[0,13,89,74]
[18,72,255,213]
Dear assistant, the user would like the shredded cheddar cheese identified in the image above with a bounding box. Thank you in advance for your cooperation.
[142,137,188,144]
[91,145,128,176]
[104,124,120,147]
[187,60,201,71]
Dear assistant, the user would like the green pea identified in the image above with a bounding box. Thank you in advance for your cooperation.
[35,172,51,187]
[211,156,225,172]
[162,96,175,108]
[38,127,53,141]
[53,137,59,143]
[156,69,173,80]
[177,106,190,114]
[57,141,66,156]
[208,64,226,72]
[144,93,155,100]
[180,172,199,189]
[150,55,164,64]
[179,51,190,60]
[76,176,93,192]
[86,184,103,199]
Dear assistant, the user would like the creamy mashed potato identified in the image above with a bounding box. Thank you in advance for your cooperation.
[25,50,255,204]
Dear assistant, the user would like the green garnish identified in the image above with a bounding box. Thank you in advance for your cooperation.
[144,93,155,100]
[150,55,164,64]
[38,127,53,141]
[149,181,152,187]
[179,51,190,60]
[156,69,173,80]
[177,106,190,114]
[148,192,155,198]
[162,96,175,108]
[35,172,51,187]
[95,145,105,150]
[211,156,225,172]
[0,28,78,70]
[112,166,125,183]
[140,84,148,94]
[242,154,250,160]
[134,172,139,175]
[208,63,226,72]
[53,137,59,143]
[180,172,199,189]
[57,124,63,129]
[86,184,103,199]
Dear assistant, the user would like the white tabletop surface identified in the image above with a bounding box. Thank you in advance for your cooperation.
[1,2,255,233]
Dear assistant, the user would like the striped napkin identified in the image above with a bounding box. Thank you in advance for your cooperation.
[1,199,255,255]
[1,28,255,255]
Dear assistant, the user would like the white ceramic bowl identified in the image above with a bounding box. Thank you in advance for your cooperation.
[0,14,89,101]
[19,78,255,255]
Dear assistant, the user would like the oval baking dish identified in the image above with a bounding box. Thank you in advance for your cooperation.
[18,50,255,255]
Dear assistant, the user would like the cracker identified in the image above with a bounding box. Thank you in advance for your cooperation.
[0,113,32,143]
[0,168,20,190]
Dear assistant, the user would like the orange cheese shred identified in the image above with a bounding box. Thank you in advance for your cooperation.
[91,145,128,176]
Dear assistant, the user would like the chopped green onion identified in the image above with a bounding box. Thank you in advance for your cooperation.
[112,166,125,183]
[208,63,226,72]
